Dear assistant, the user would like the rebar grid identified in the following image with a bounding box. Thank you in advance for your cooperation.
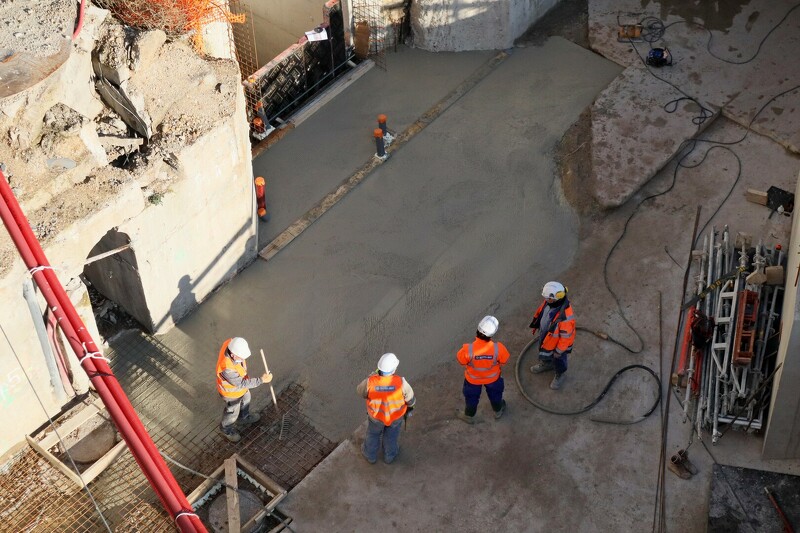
[351,0,387,69]
[227,0,262,118]
[0,331,336,530]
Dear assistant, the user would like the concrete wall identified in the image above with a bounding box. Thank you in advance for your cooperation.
[763,170,800,459]
[410,0,558,51]
[0,94,255,454]
[242,0,322,67]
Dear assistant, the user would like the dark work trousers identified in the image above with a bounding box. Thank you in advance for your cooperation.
[220,390,251,432]
[463,377,504,416]
[539,353,568,375]
[362,417,404,464]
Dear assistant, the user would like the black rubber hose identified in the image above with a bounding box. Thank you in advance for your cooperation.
[514,337,662,425]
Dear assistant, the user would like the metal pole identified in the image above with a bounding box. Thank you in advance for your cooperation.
[22,278,67,403]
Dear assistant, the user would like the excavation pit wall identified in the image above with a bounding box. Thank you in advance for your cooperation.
[0,6,256,456]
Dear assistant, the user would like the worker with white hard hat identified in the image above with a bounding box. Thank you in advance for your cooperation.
[356,353,416,464]
[529,281,575,390]
[455,315,511,423]
[215,337,273,443]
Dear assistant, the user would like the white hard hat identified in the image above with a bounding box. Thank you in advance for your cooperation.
[477,315,499,337]
[228,337,251,359]
[542,281,566,300]
[377,352,399,374]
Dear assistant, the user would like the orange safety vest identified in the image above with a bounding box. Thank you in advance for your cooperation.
[365,374,408,425]
[461,341,503,385]
[216,339,247,399]
[532,301,575,356]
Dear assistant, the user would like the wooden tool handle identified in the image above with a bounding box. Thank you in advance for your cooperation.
[259,349,270,373]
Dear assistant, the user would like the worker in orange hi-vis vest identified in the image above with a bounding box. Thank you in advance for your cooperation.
[455,315,511,424]
[216,337,272,443]
[356,353,416,464]
[529,281,576,391]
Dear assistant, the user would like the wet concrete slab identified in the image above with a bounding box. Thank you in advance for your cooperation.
[253,47,496,248]
[587,0,800,207]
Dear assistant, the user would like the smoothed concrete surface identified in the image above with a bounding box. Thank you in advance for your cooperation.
[587,0,800,207]
[158,37,619,443]
[254,47,495,248]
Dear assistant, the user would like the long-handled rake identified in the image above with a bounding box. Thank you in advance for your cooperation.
[260,349,289,440]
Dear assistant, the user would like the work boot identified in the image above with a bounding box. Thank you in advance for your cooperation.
[219,426,241,443]
[550,373,566,390]
[531,361,555,374]
[675,449,698,475]
[493,400,507,420]
[238,413,261,425]
[455,409,475,425]
[668,452,692,479]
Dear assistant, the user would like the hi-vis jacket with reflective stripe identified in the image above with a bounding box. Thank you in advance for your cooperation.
[216,339,248,399]
[457,338,511,385]
[365,374,409,425]
[530,299,575,358]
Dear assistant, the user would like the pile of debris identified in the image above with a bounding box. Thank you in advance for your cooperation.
[674,226,788,443]
[0,3,240,277]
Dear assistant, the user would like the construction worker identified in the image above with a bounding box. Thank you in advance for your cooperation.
[529,281,575,390]
[216,337,272,443]
[456,315,511,423]
[356,353,416,464]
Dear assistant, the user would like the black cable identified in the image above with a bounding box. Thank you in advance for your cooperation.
[656,4,800,66]
[514,336,661,424]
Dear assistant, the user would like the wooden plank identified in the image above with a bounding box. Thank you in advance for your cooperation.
[81,440,127,483]
[38,398,103,448]
[224,457,241,533]
[235,455,286,496]
[186,462,225,503]
[26,435,82,487]
[745,188,768,206]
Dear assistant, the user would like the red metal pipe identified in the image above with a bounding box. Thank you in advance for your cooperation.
[72,0,86,40]
[0,172,206,532]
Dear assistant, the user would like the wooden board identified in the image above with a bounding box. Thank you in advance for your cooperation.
[0,41,70,99]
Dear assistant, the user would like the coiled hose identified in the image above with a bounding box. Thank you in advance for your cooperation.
[514,336,662,425]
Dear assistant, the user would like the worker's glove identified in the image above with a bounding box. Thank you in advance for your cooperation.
[531,328,538,337]
[406,406,414,417]
[553,351,563,359]
[261,372,273,383]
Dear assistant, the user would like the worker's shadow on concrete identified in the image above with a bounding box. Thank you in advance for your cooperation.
[167,274,198,329]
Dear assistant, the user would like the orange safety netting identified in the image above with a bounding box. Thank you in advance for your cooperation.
[97,0,245,55]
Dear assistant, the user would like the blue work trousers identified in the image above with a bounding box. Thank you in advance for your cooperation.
[463,377,504,416]
[362,416,404,464]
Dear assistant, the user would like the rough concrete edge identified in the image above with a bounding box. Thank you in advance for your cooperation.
[290,59,375,127]
[720,108,800,155]
[257,50,510,263]
[283,438,358,500]
[593,107,722,209]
